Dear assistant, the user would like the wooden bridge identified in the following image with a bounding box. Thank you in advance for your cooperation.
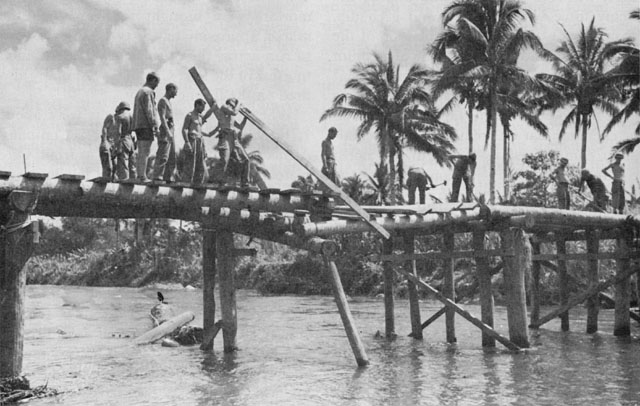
[1,67,639,377]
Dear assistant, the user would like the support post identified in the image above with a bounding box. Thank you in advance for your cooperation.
[586,230,599,334]
[501,228,530,348]
[403,233,422,339]
[614,232,631,336]
[322,250,369,367]
[556,236,569,331]
[530,240,541,327]
[443,232,456,343]
[217,230,238,352]
[201,229,217,351]
[473,231,495,347]
[0,191,38,378]
[382,237,395,338]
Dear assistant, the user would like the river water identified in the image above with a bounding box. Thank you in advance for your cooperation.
[21,285,640,406]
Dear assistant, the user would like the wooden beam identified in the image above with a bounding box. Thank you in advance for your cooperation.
[396,268,520,351]
[474,231,495,347]
[532,252,640,261]
[419,307,446,330]
[382,238,395,338]
[530,265,640,329]
[586,230,599,334]
[202,230,217,351]
[403,233,422,339]
[372,249,513,262]
[443,232,456,343]
[188,66,389,240]
[217,231,237,352]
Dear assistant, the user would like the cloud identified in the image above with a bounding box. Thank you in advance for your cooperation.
[108,21,143,52]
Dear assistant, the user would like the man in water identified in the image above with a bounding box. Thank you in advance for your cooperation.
[602,153,626,214]
[407,167,436,204]
[579,169,608,212]
[450,153,476,202]
[321,127,339,185]
[152,83,178,182]
[551,157,570,210]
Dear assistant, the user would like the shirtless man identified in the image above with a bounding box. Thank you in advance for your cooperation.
[407,167,436,205]
[602,153,625,214]
[450,153,476,202]
[152,83,178,182]
[210,98,250,186]
[321,127,339,185]
[579,169,608,212]
[181,99,208,184]
[551,157,570,210]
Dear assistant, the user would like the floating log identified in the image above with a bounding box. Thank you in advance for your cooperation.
[529,266,640,329]
[397,269,520,351]
[134,312,195,345]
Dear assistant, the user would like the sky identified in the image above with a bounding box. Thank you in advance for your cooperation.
[0,0,637,202]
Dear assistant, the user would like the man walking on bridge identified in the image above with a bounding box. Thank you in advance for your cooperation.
[321,127,340,185]
[133,72,160,183]
[152,83,178,183]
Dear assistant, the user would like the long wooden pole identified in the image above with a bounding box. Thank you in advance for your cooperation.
[585,230,599,334]
[217,231,238,352]
[556,237,569,331]
[382,238,395,338]
[473,231,495,347]
[322,255,369,366]
[397,269,520,351]
[614,234,631,336]
[201,229,217,351]
[530,241,541,327]
[403,233,422,339]
[501,228,530,348]
[443,232,456,343]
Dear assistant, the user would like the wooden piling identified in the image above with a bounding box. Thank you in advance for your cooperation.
[403,233,422,339]
[530,240,541,327]
[555,236,569,331]
[322,254,369,366]
[501,228,530,348]
[614,233,631,336]
[585,230,599,334]
[443,232,456,343]
[217,231,238,352]
[382,238,395,338]
[201,229,217,351]
[473,231,495,347]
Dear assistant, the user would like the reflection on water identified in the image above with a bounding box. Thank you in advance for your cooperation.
[22,286,640,406]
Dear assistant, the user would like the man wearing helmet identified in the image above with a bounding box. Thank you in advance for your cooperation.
[100,102,130,181]
[114,101,135,180]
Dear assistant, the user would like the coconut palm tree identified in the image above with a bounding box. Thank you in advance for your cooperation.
[321,51,457,204]
[433,0,544,203]
[341,174,371,204]
[291,175,318,193]
[536,18,633,168]
[205,133,271,188]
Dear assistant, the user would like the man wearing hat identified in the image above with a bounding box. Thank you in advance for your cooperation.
[114,101,136,180]
[321,127,339,185]
[99,103,128,181]
[210,97,251,186]
[152,83,178,182]
[551,157,571,210]
[602,153,626,214]
[132,72,160,182]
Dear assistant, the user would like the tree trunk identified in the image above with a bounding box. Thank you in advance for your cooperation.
[581,115,588,169]
[503,127,510,202]
[388,133,397,205]
[489,88,498,204]
[468,103,474,154]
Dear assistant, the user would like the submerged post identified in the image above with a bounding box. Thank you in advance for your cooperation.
[614,231,631,336]
[556,235,569,331]
[217,230,238,352]
[586,230,599,334]
[502,228,530,348]
[403,233,422,339]
[201,229,217,351]
[0,190,38,378]
[382,237,395,338]
[443,232,456,343]
[530,239,541,327]
[473,231,495,347]
[321,242,369,366]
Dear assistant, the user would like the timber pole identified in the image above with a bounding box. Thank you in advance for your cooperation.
[530,240,541,327]
[501,228,530,348]
[0,190,38,378]
[443,232,456,343]
[201,229,217,351]
[473,231,495,347]
[614,232,631,336]
[403,233,422,339]
[585,230,599,334]
[217,231,238,352]
[556,235,570,331]
[321,245,369,367]
[382,237,395,338]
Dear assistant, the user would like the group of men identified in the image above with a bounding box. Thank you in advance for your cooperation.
[99,72,250,186]
[551,154,626,213]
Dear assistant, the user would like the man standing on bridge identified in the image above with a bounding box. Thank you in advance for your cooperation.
[211,98,251,187]
[99,104,119,181]
[602,153,626,214]
[407,167,437,205]
[114,101,136,180]
[133,72,160,183]
[152,83,178,183]
[450,153,476,202]
[182,99,209,185]
[579,169,608,212]
[551,157,571,210]
[321,127,340,185]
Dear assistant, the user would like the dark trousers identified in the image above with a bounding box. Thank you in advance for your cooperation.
[556,182,570,209]
[153,135,176,181]
[183,137,207,184]
[451,174,473,202]
[99,142,115,180]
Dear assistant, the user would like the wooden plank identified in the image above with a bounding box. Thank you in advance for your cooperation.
[22,172,48,179]
[532,252,640,261]
[373,249,514,262]
[232,248,257,257]
[54,174,85,181]
[188,66,389,239]
[397,268,520,351]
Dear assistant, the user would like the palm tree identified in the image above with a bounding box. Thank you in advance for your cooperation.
[205,133,271,188]
[291,175,318,193]
[536,18,633,168]
[321,51,457,204]
[605,10,639,154]
[341,174,371,204]
[434,0,543,203]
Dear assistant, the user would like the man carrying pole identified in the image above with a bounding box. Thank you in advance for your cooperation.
[211,98,251,187]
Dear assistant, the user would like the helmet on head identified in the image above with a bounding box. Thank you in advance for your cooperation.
[615,153,624,159]
[560,157,569,164]
[226,98,238,108]
[115,101,130,112]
